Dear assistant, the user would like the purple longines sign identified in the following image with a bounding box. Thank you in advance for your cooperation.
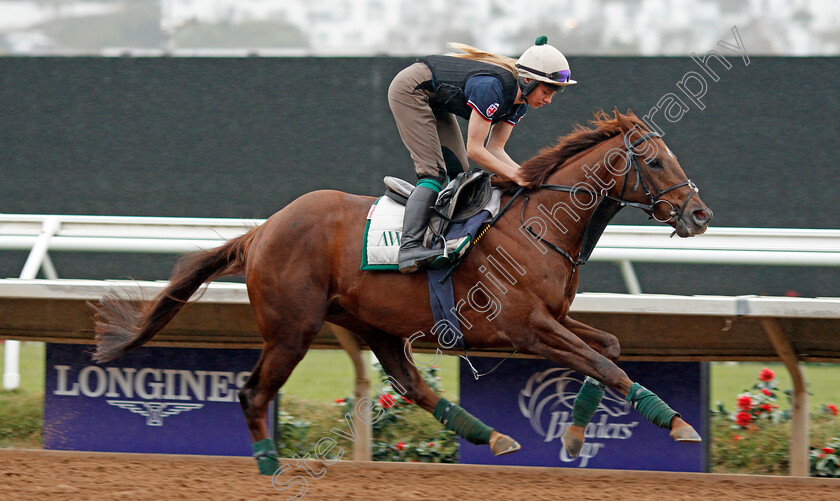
[459,358,706,471]
[44,343,261,456]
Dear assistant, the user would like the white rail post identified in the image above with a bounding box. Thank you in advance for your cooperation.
[1,342,20,390]
[759,318,809,476]
[19,217,61,280]
[330,324,372,461]
[618,260,643,294]
[41,253,59,280]
[4,217,61,390]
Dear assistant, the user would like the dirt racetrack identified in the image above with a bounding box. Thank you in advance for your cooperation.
[1,449,837,500]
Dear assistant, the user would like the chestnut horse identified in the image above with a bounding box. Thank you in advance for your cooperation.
[92,109,712,474]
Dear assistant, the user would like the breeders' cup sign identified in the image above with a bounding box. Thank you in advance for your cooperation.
[519,368,636,466]
[45,343,261,456]
[459,358,705,471]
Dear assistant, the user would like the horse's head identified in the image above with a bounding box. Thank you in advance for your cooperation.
[609,108,713,237]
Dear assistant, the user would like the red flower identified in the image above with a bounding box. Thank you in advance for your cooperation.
[735,411,753,427]
[396,441,406,451]
[761,389,773,397]
[759,368,775,382]
[760,403,773,412]
[427,442,435,448]
[819,453,825,458]
[737,395,752,411]
[732,435,743,442]
[378,394,396,408]
[823,447,835,454]
[335,398,345,404]
[828,404,839,416]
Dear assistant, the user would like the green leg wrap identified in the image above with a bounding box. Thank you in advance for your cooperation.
[434,397,493,445]
[625,382,680,429]
[253,438,279,476]
[572,377,605,427]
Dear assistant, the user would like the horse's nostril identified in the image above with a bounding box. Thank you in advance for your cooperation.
[693,209,708,221]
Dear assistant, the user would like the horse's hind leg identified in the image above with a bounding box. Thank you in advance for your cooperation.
[238,299,325,475]
[358,331,520,456]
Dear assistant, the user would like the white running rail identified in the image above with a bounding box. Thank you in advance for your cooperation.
[3,213,840,389]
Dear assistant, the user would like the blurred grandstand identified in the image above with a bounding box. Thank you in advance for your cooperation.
[0,0,838,56]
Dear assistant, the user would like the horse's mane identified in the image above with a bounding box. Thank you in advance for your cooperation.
[496,110,648,190]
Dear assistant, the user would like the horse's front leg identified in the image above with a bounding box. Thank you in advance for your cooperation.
[555,316,620,458]
[514,310,701,456]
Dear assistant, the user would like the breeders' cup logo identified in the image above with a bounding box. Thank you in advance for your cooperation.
[518,369,637,467]
[52,365,249,427]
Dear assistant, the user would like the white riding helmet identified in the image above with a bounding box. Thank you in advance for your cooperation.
[516,35,576,96]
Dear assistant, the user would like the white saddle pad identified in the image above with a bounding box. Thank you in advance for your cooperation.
[361,196,406,270]
[360,189,502,271]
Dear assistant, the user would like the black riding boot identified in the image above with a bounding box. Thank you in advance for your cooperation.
[398,185,444,273]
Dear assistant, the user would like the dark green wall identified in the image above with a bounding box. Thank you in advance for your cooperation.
[1,56,838,295]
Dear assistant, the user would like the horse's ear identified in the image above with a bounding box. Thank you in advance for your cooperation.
[614,107,634,132]
[627,109,639,119]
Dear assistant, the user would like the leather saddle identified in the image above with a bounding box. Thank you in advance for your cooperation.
[383,169,494,248]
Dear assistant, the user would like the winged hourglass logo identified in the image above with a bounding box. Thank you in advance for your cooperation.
[106,401,204,426]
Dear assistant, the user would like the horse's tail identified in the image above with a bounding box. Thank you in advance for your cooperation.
[91,226,259,363]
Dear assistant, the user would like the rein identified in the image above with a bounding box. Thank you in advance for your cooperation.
[438,187,525,283]
[437,130,699,379]
[525,131,699,267]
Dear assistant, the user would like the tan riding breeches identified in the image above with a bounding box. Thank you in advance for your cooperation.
[388,62,470,181]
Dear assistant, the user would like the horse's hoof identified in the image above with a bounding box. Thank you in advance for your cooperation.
[256,454,279,476]
[670,424,702,443]
[561,427,585,458]
[253,438,280,476]
[489,433,521,456]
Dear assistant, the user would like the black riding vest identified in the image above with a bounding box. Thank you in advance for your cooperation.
[419,55,520,121]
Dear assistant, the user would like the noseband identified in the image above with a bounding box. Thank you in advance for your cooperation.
[615,131,698,224]
[439,130,702,285]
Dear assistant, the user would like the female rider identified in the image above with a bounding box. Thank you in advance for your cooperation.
[388,35,576,273]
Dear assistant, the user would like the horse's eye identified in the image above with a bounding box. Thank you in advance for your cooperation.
[647,158,662,169]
